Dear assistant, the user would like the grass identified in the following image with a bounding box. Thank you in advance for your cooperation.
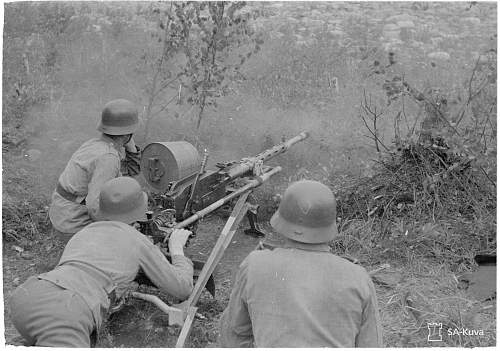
[377,257,496,347]
[329,134,496,347]
[333,210,497,347]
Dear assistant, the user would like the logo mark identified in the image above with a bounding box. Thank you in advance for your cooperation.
[428,322,443,342]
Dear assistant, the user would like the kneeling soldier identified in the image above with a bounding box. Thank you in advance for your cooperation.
[49,99,142,243]
[219,180,383,347]
[9,177,193,347]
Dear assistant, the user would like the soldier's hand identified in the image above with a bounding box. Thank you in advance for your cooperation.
[125,136,138,153]
[169,229,192,256]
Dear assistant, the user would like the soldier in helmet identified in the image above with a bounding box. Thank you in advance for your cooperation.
[219,180,383,347]
[49,99,142,243]
[10,177,194,347]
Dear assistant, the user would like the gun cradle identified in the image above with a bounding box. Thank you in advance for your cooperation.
[159,169,230,221]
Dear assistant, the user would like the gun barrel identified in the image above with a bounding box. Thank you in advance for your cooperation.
[174,166,282,230]
[227,131,309,180]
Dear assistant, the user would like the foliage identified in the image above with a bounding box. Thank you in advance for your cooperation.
[178,1,262,129]
[140,1,262,139]
[379,50,496,183]
[342,51,497,264]
[2,2,75,146]
[335,67,497,343]
[139,2,189,141]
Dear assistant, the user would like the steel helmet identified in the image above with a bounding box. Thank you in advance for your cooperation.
[97,177,147,223]
[270,180,338,243]
[97,99,139,135]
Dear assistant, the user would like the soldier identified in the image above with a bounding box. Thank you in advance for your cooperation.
[219,180,383,347]
[49,99,142,244]
[10,177,194,347]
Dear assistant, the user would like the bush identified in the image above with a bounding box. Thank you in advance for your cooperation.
[334,54,496,266]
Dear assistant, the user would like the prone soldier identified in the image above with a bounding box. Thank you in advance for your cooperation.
[10,177,194,347]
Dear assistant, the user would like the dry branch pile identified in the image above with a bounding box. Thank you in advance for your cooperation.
[334,140,495,267]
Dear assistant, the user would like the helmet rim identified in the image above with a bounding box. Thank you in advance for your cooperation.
[270,209,338,244]
[97,123,138,135]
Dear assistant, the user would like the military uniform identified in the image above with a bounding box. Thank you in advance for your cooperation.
[219,180,383,348]
[219,241,382,347]
[49,135,124,238]
[10,221,194,347]
[49,99,140,242]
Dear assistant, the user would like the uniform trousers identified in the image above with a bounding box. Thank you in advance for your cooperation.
[9,276,95,347]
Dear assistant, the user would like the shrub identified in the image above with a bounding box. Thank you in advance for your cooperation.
[335,52,496,265]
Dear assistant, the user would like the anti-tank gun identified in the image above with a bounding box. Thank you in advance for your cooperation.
[139,131,309,241]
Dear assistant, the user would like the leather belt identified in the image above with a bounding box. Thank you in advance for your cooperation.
[56,182,86,205]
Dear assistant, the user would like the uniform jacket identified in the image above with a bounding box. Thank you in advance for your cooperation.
[219,241,383,347]
[38,221,194,331]
[49,135,124,234]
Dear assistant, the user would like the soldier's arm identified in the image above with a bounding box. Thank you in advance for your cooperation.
[356,277,383,347]
[138,235,194,300]
[86,153,121,220]
[219,257,254,347]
